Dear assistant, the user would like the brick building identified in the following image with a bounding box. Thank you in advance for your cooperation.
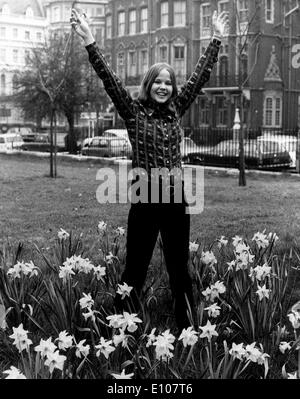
[104,0,300,132]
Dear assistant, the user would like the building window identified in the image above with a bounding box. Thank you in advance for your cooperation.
[13,28,18,39]
[174,1,186,26]
[218,1,229,34]
[173,45,185,77]
[140,49,148,75]
[36,32,42,41]
[25,31,30,40]
[219,56,229,86]
[25,6,33,17]
[24,49,30,63]
[159,45,168,62]
[129,10,137,35]
[53,6,60,22]
[265,0,274,23]
[96,7,104,16]
[199,97,210,125]
[216,96,228,126]
[117,52,125,79]
[13,49,18,63]
[2,4,9,15]
[201,3,211,37]
[140,7,148,33]
[240,53,248,84]
[117,11,125,36]
[106,15,112,39]
[0,74,6,95]
[0,49,6,62]
[0,27,5,38]
[128,51,137,76]
[264,95,282,127]
[12,74,18,93]
[237,0,249,23]
[161,1,169,27]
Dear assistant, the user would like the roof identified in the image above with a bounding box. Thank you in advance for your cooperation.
[0,0,45,17]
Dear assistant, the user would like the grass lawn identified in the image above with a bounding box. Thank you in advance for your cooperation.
[1,152,300,254]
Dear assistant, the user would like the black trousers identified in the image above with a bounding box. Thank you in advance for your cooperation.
[116,183,194,330]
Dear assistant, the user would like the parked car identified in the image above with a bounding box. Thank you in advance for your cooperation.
[21,133,63,152]
[257,135,298,168]
[81,136,130,158]
[102,129,132,157]
[184,139,292,169]
[0,133,24,152]
[180,137,209,160]
[7,127,35,142]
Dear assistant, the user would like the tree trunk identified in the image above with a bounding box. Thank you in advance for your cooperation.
[65,112,78,154]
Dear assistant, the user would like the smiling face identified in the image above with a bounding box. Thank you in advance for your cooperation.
[149,69,173,104]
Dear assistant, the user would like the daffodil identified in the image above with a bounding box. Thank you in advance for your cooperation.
[95,337,115,359]
[93,265,106,281]
[201,251,217,267]
[153,329,175,361]
[58,264,75,281]
[44,350,67,374]
[9,323,32,352]
[217,235,228,248]
[75,339,90,358]
[98,221,107,234]
[111,369,134,379]
[3,366,27,379]
[146,328,157,347]
[34,337,57,358]
[252,231,269,249]
[229,342,246,360]
[112,328,129,348]
[232,235,243,247]
[199,320,218,342]
[7,261,39,279]
[116,282,133,299]
[57,228,70,240]
[204,303,221,318]
[121,312,142,333]
[288,310,300,329]
[55,330,73,351]
[79,293,94,310]
[82,308,96,323]
[189,241,199,252]
[256,284,270,301]
[115,226,125,236]
[178,326,198,347]
[106,314,124,329]
[105,252,117,265]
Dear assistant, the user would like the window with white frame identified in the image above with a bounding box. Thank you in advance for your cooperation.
[159,45,168,62]
[25,6,33,17]
[0,74,6,94]
[129,10,137,35]
[128,51,137,76]
[13,49,18,63]
[106,15,112,38]
[53,6,60,22]
[96,7,104,16]
[13,28,18,39]
[161,1,169,27]
[173,45,185,77]
[198,97,210,125]
[0,49,5,62]
[218,1,229,34]
[25,31,30,40]
[265,0,274,23]
[237,0,249,23]
[117,52,125,79]
[219,56,229,86]
[264,94,282,127]
[24,49,30,62]
[140,7,148,33]
[36,32,42,41]
[216,96,228,126]
[201,4,211,37]
[140,49,148,75]
[0,27,5,38]
[118,11,125,36]
[64,7,71,21]
[2,3,9,15]
[174,1,186,26]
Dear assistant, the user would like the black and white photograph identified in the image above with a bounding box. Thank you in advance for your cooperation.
[0,0,300,385]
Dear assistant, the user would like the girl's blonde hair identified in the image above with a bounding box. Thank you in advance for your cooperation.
[138,62,178,103]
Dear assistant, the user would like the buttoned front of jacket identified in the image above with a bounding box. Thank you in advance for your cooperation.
[86,38,221,177]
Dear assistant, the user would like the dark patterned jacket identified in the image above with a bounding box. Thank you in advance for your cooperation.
[86,38,221,177]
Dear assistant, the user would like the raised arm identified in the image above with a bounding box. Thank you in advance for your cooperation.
[70,9,135,121]
[174,11,228,118]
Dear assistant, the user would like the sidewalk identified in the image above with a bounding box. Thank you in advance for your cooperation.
[5,149,300,178]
